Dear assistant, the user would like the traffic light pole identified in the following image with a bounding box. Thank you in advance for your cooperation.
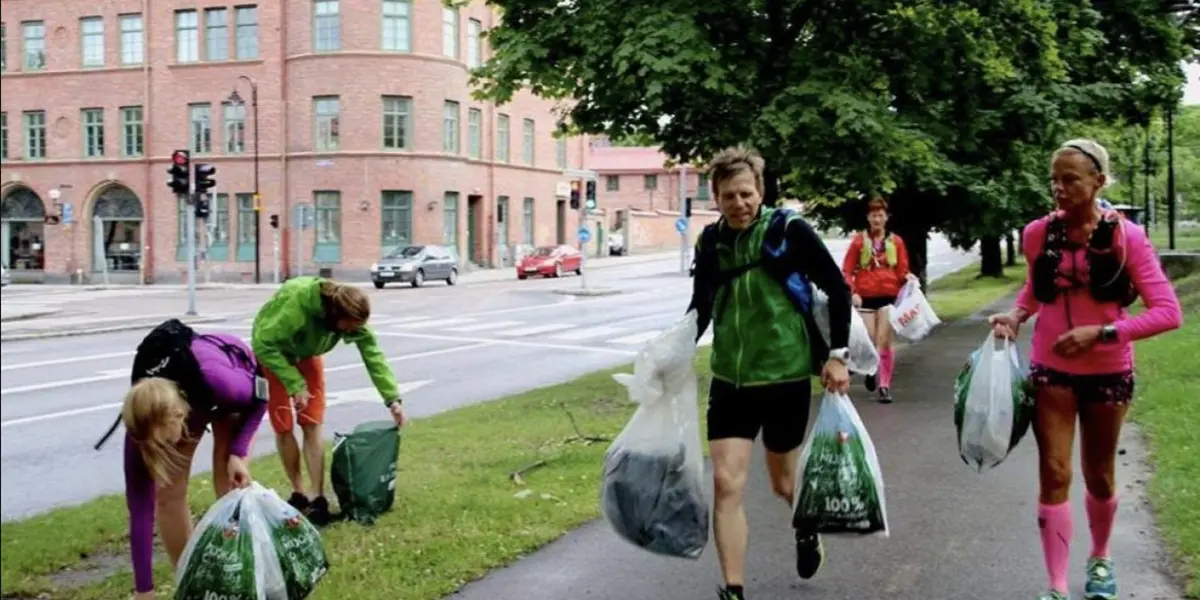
[185,187,198,316]
[679,163,690,274]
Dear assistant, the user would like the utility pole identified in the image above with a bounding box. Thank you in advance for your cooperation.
[1166,103,1177,250]
[563,168,598,292]
[679,163,689,274]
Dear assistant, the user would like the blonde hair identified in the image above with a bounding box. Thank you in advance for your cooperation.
[1053,139,1113,190]
[708,146,765,196]
[122,378,191,486]
[320,279,371,324]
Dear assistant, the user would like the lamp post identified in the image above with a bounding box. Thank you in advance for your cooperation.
[228,76,260,283]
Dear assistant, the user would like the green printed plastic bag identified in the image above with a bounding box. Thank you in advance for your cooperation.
[792,392,889,536]
[249,487,330,598]
[331,420,401,525]
[954,334,1035,472]
[174,486,285,600]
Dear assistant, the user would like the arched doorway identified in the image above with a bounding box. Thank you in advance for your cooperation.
[1,186,47,281]
[90,185,144,276]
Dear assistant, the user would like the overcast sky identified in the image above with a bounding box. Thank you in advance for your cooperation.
[1185,61,1200,105]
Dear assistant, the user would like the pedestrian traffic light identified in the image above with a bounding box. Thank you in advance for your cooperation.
[684,196,693,218]
[269,213,279,229]
[168,150,190,195]
[585,180,596,211]
[569,180,581,210]
[194,163,217,196]
[194,196,211,219]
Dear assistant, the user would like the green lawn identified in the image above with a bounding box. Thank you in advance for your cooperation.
[0,259,1025,600]
[1130,273,1200,598]
[1149,226,1200,252]
[924,258,1028,322]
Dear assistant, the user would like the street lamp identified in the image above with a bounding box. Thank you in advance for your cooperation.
[228,76,261,283]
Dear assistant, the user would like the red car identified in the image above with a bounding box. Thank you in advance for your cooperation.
[516,245,583,279]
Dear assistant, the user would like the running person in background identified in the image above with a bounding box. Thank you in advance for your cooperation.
[841,198,916,403]
[990,139,1182,600]
[251,276,406,525]
[115,321,264,600]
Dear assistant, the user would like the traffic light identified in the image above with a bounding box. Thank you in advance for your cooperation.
[269,213,280,229]
[168,150,190,195]
[684,196,693,218]
[569,180,581,210]
[585,180,596,211]
[194,163,217,196]
[194,196,211,219]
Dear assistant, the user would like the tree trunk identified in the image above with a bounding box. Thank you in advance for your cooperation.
[979,236,1004,277]
[1005,232,1017,267]
[892,222,930,288]
[762,165,781,207]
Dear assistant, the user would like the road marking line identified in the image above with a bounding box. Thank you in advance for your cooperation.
[369,315,434,326]
[0,350,136,371]
[548,325,627,341]
[374,330,638,356]
[444,320,525,333]
[326,380,433,406]
[391,317,477,329]
[608,330,663,346]
[494,323,575,337]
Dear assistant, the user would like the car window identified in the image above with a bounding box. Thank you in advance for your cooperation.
[532,247,555,257]
[387,245,424,259]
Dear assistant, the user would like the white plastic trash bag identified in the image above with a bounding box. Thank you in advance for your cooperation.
[954,334,1035,472]
[175,483,288,600]
[889,280,941,341]
[601,310,709,559]
[792,391,889,537]
[812,288,879,375]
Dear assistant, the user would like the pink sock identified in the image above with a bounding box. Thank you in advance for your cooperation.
[1038,502,1073,593]
[878,349,895,388]
[1086,493,1118,559]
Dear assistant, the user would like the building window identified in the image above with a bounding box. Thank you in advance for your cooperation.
[466,18,481,68]
[381,190,412,248]
[120,15,144,65]
[24,111,46,159]
[644,174,657,190]
[313,0,340,53]
[223,103,245,154]
[314,96,340,151]
[121,106,144,157]
[235,6,258,59]
[82,108,105,158]
[236,193,255,261]
[382,0,411,52]
[207,193,231,259]
[1,113,7,161]
[2,24,7,72]
[522,197,534,245]
[189,104,212,154]
[556,138,567,169]
[443,192,459,246]
[443,101,460,153]
[442,7,458,59]
[382,96,412,150]
[205,8,229,61]
[80,17,104,68]
[606,174,619,191]
[697,172,710,199]
[23,21,46,71]
[467,108,482,159]
[521,118,535,165]
[175,10,199,63]
[497,114,509,162]
[177,197,192,255]
[314,191,342,261]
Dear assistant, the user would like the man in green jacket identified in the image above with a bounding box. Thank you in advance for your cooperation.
[252,276,406,524]
[688,147,853,600]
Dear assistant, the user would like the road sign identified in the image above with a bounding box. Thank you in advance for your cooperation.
[578,226,591,244]
[61,203,74,224]
[675,217,689,234]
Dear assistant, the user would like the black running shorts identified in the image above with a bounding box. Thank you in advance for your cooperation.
[706,378,813,454]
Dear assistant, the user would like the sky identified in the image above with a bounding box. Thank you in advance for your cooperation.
[1185,61,1200,105]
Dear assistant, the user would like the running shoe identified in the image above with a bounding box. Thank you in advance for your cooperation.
[878,387,893,404]
[308,495,332,526]
[864,374,878,392]
[286,492,309,512]
[1084,557,1118,600]
[717,586,745,600]
[1037,591,1069,600]
[795,530,824,579]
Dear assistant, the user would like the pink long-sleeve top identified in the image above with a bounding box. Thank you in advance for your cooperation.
[124,333,262,594]
[1014,212,1183,375]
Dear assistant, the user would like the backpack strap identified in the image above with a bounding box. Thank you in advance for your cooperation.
[759,208,814,314]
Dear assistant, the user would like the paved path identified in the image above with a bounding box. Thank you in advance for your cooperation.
[447,299,1182,600]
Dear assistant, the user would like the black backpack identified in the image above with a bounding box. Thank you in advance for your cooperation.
[1033,212,1139,308]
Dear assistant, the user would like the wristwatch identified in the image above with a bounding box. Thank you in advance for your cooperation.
[1100,324,1119,343]
[828,348,851,364]
[387,398,403,407]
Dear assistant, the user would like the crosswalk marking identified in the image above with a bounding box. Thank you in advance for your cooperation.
[549,325,628,341]
[393,317,476,329]
[445,320,523,333]
[494,323,575,337]
[608,330,664,346]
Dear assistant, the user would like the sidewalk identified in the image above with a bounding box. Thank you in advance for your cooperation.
[446,298,1182,600]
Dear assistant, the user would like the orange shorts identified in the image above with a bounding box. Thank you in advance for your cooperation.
[265,356,326,434]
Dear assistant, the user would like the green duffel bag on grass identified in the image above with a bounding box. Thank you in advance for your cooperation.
[331,420,401,525]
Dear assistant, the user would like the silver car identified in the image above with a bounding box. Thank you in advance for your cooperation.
[370,244,459,288]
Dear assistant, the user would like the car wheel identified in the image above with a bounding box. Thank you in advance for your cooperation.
[517,274,527,280]
[373,281,385,289]
[575,265,582,275]
[446,268,458,285]
[411,269,424,288]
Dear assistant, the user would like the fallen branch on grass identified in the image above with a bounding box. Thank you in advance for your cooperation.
[508,402,612,485]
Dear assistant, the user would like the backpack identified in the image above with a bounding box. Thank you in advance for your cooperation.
[1032,211,1138,308]
[695,208,829,364]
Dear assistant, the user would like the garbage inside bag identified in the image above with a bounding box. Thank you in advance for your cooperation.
[812,287,880,376]
[954,334,1035,472]
[332,420,401,526]
[174,484,286,600]
[601,310,709,559]
[252,486,330,599]
[792,392,889,537]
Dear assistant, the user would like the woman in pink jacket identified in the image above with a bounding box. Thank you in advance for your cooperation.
[990,139,1183,600]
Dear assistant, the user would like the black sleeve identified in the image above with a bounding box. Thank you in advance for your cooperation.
[787,217,852,350]
[686,239,714,342]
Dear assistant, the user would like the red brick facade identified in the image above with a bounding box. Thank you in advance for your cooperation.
[0,0,587,283]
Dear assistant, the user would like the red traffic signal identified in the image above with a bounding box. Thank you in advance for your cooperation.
[171,150,190,165]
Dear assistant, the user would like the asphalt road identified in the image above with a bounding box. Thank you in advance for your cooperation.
[0,236,976,521]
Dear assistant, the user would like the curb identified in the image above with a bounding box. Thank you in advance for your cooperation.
[0,309,63,323]
[552,287,623,297]
[0,315,229,342]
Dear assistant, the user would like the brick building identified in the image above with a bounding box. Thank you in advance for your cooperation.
[0,0,588,284]
[587,143,712,213]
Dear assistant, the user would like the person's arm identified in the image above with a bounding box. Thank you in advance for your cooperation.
[788,218,852,349]
[124,434,157,594]
[686,235,715,340]
[250,297,309,397]
[346,326,401,403]
[1012,222,1041,322]
[841,235,861,290]
[893,235,911,281]
[1113,224,1183,342]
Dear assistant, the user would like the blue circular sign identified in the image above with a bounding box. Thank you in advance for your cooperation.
[675,217,689,234]
[578,227,592,243]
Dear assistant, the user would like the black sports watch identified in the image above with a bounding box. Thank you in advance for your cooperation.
[1099,324,1119,343]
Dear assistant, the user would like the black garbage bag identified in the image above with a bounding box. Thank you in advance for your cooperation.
[601,443,709,559]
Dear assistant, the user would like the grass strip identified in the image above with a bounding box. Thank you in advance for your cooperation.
[1130,272,1200,598]
[0,258,1018,600]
